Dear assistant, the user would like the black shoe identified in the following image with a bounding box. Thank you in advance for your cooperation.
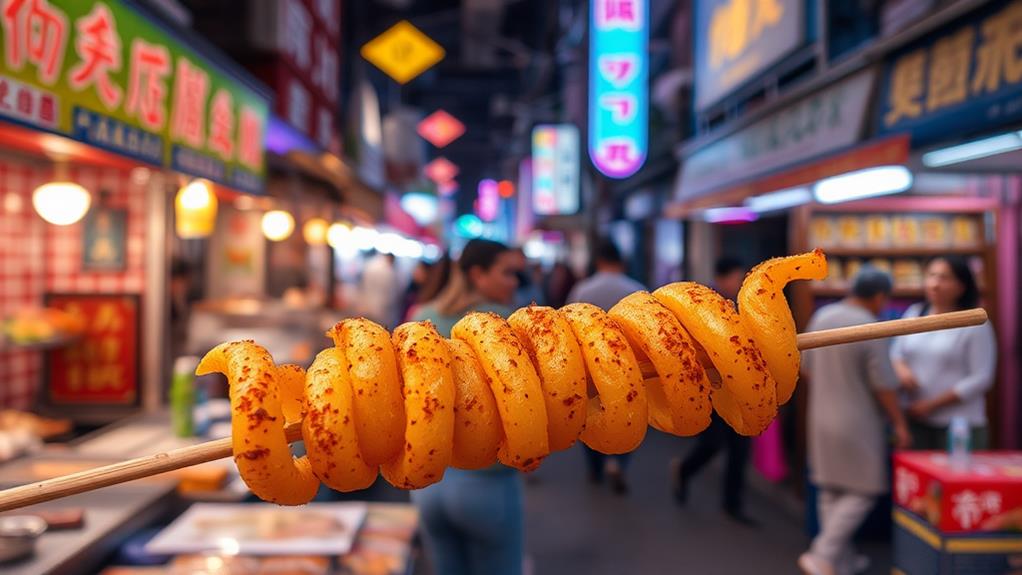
[724,509,760,528]
[608,469,629,495]
[670,458,687,505]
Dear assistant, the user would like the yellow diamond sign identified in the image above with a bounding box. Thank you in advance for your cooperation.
[361,21,445,84]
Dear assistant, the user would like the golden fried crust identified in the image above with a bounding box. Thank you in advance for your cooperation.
[304,348,378,492]
[738,249,827,405]
[446,338,503,469]
[197,341,319,505]
[560,303,648,454]
[276,364,307,425]
[380,322,455,489]
[653,284,777,436]
[609,292,713,436]
[329,318,406,466]
[452,312,549,471]
[507,305,587,451]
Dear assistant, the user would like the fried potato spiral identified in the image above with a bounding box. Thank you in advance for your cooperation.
[197,250,826,502]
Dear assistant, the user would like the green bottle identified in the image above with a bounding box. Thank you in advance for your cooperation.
[170,356,199,438]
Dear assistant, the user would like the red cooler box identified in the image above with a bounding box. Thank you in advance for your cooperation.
[893,451,1022,575]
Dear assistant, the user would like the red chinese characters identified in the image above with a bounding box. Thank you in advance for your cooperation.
[237,105,263,170]
[2,0,69,85]
[125,38,170,131]
[207,89,234,160]
[894,451,1022,533]
[170,57,209,148]
[69,3,122,109]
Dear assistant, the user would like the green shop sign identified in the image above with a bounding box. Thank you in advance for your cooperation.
[0,0,270,193]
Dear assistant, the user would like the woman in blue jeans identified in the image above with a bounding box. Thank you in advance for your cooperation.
[409,239,524,575]
[412,468,523,575]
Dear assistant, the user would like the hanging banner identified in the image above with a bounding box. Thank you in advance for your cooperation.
[588,0,648,179]
[45,293,140,406]
[0,0,270,193]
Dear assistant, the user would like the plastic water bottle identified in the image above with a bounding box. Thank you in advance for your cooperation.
[948,415,971,471]
[170,356,199,438]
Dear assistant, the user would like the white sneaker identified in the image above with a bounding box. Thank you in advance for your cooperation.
[798,552,837,575]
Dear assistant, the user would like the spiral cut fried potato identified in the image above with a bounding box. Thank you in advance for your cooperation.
[197,250,827,503]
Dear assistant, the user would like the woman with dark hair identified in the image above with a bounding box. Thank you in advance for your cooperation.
[400,254,453,322]
[890,256,996,449]
[408,238,523,575]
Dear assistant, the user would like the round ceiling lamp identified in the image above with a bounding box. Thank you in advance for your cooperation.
[32,181,91,225]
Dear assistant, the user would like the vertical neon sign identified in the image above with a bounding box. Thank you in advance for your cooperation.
[589,0,648,179]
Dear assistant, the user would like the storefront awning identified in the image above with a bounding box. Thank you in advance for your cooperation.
[665,135,910,218]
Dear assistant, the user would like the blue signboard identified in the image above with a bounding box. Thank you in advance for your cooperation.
[694,0,806,110]
[588,0,648,179]
[72,107,163,166]
[876,0,1022,146]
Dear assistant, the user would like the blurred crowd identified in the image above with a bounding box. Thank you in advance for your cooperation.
[165,234,998,575]
[338,239,995,575]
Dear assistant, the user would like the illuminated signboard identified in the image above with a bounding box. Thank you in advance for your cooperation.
[475,178,500,222]
[532,124,580,215]
[588,0,648,179]
[417,109,465,148]
[361,20,444,84]
[0,0,270,193]
[694,0,805,110]
[424,156,458,183]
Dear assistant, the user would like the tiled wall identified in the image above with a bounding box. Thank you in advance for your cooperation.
[0,158,146,410]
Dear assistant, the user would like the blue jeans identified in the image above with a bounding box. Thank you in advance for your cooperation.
[410,468,523,575]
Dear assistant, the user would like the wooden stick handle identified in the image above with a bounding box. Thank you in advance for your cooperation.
[795,308,987,350]
[0,308,987,513]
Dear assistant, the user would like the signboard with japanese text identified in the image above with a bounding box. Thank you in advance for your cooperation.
[876,0,1022,146]
[0,0,270,193]
[694,0,805,110]
[532,124,580,215]
[588,0,648,179]
[44,293,139,406]
[678,70,875,201]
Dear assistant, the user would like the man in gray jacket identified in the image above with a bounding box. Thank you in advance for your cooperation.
[798,268,912,575]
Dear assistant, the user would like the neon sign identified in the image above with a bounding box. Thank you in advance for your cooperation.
[588,0,648,179]
[532,124,580,215]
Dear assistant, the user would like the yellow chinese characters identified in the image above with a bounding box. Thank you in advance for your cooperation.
[886,1,1022,127]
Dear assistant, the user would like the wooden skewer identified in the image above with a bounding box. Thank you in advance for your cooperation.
[0,308,987,513]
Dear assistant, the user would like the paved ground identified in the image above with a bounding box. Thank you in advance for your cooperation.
[520,430,891,575]
[407,428,892,574]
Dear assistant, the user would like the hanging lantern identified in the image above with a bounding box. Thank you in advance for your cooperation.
[32,181,91,225]
[302,217,329,245]
[262,210,295,241]
[174,179,218,238]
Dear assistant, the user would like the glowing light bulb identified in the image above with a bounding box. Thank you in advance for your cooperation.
[302,218,329,245]
[261,210,295,241]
